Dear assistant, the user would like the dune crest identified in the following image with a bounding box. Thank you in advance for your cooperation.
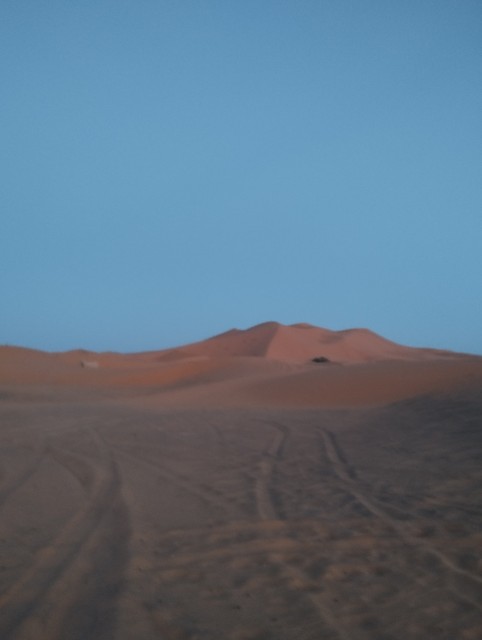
[1,322,480,407]
[154,321,464,365]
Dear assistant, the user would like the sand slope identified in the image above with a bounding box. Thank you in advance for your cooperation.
[152,321,462,364]
[1,322,480,408]
[1,323,482,639]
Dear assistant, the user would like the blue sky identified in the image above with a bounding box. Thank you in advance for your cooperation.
[2,1,481,353]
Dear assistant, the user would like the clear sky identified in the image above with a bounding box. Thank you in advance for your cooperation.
[1,1,481,354]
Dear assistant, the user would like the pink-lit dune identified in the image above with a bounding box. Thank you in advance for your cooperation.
[1,322,480,407]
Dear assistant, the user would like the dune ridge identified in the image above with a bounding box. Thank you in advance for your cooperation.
[1,322,480,408]
[153,321,466,364]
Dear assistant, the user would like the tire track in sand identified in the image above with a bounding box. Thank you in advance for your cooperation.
[321,428,482,612]
[254,422,288,521]
[253,421,354,640]
[110,442,236,515]
[0,443,47,509]
[0,428,130,640]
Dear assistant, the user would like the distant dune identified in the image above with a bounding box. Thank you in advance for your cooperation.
[153,321,464,363]
[1,322,480,407]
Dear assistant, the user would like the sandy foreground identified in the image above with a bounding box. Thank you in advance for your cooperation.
[1,323,482,639]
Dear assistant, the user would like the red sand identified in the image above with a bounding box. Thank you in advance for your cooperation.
[1,323,481,639]
[1,322,480,407]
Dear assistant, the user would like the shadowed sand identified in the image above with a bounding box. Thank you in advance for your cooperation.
[0,322,481,639]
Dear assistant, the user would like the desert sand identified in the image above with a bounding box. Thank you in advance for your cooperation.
[0,322,481,639]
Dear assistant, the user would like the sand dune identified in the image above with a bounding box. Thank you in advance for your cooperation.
[1,323,481,639]
[151,321,463,364]
[1,322,480,407]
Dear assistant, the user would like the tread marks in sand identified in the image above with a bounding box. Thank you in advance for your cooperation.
[253,421,354,640]
[320,428,482,613]
[0,442,47,509]
[0,428,130,640]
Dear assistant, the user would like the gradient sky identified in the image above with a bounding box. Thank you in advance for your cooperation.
[2,1,481,354]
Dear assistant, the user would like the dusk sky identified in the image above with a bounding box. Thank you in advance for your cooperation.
[2,1,481,354]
